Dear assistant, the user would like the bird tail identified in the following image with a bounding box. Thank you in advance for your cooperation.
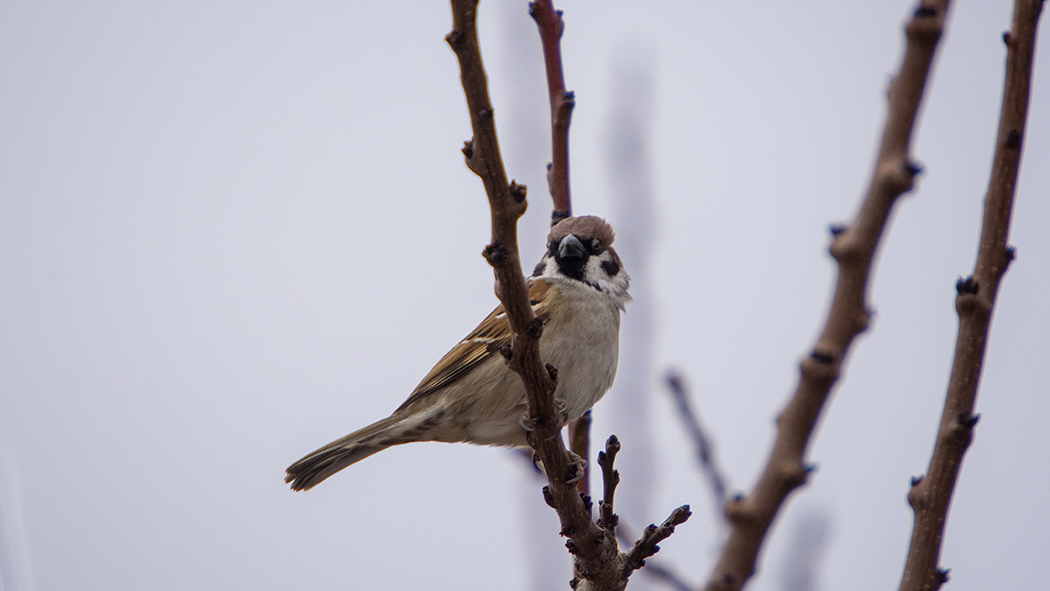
[285,414,409,491]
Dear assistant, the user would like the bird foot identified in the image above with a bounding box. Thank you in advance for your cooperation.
[555,398,570,426]
[531,450,588,486]
[519,412,536,433]
[566,451,587,486]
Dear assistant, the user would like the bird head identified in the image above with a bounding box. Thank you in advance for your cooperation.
[532,216,630,305]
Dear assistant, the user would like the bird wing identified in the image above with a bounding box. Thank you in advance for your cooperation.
[394,278,553,412]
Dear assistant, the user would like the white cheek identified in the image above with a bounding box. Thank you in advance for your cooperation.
[584,257,610,281]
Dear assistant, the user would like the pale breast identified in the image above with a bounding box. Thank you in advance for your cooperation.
[540,281,622,422]
[460,281,623,447]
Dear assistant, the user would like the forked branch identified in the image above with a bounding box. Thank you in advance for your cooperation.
[897,1,1044,589]
[447,2,688,589]
[702,3,953,590]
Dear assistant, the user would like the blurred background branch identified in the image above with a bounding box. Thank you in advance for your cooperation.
[665,370,729,522]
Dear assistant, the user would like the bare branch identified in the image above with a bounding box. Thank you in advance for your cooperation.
[529,0,575,226]
[898,1,1044,590]
[449,3,690,589]
[665,369,729,518]
[447,1,560,471]
[623,506,693,575]
[597,435,621,536]
[570,433,692,591]
[531,0,590,501]
[447,0,598,568]
[614,524,697,591]
[702,3,954,590]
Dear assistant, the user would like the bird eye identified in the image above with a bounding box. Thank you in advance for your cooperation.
[547,241,557,256]
[590,238,604,254]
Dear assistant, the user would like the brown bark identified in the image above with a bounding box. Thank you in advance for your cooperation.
[703,3,954,590]
[529,0,575,225]
[897,1,1044,589]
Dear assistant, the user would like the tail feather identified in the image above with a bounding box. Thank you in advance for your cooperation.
[285,415,405,491]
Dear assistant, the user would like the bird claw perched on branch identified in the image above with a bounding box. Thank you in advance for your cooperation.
[566,451,588,486]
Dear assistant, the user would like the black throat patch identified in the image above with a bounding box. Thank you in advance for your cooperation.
[555,255,588,282]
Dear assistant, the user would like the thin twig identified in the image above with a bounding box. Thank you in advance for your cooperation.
[597,435,621,535]
[623,506,694,575]
[614,524,697,591]
[702,2,953,590]
[529,0,575,225]
[665,370,729,517]
[587,445,692,591]
[897,1,1044,590]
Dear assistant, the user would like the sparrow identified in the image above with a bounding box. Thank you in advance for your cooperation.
[285,215,631,491]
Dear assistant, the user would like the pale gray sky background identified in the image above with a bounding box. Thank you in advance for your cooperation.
[1,2,1048,590]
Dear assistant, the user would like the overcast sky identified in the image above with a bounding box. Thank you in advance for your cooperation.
[2,2,1048,590]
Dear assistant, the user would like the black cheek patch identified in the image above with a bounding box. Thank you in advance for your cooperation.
[532,259,547,277]
[601,259,620,277]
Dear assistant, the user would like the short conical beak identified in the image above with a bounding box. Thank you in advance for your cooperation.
[558,234,586,260]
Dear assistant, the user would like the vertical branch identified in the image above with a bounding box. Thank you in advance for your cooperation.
[447,3,614,589]
[529,0,575,225]
[597,435,622,537]
[702,2,953,590]
[898,1,1044,590]
[447,2,555,432]
[531,0,589,498]
[447,0,562,486]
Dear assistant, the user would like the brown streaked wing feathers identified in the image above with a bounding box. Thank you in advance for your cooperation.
[394,279,553,412]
